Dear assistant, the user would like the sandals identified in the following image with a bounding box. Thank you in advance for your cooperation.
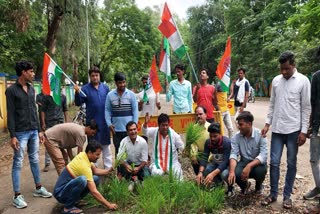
[261,195,277,206]
[62,207,83,214]
[283,198,292,209]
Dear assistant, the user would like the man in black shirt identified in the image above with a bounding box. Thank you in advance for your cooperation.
[196,122,232,194]
[6,60,52,209]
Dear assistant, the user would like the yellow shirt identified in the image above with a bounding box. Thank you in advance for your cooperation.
[217,92,228,112]
[66,152,93,182]
[190,122,210,160]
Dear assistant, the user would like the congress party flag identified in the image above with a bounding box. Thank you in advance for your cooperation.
[143,56,163,102]
[158,2,187,59]
[42,53,62,105]
[216,37,231,92]
[159,37,171,81]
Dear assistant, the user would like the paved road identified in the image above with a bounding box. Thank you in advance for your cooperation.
[0,99,314,213]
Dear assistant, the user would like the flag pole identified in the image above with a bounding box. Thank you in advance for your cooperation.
[170,12,199,83]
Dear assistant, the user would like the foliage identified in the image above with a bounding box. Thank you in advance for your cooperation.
[185,123,204,153]
[84,175,224,213]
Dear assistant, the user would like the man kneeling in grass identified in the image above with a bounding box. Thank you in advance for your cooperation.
[53,141,117,214]
[117,121,150,191]
[196,122,233,195]
[143,113,185,180]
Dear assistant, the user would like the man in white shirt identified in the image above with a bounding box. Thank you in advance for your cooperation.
[138,75,161,116]
[117,121,149,191]
[261,51,311,209]
[142,113,185,180]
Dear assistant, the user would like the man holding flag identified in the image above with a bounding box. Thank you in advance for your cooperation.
[138,75,161,116]
[137,56,162,116]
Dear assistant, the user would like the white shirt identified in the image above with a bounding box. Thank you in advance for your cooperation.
[266,69,311,134]
[142,126,185,165]
[117,135,148,165]
[138,90,160,116]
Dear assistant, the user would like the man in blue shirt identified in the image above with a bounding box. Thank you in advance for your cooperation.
[166,64,192,114]
[75,66,112,169]
[105,72,138,158]
[228,111,268,195]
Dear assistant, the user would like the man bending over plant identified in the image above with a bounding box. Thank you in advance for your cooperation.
[143,113,185,180]
[53,141,117,214]
[117,121,150,191]
[196,122,233,195]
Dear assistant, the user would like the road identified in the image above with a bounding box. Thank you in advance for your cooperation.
[0,99,315,213]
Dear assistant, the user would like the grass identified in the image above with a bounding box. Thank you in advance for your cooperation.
[84,175,225,213]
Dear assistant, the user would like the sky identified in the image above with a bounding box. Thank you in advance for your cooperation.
[135,0,206,19]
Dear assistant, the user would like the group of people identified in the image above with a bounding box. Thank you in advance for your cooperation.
[5,49,320,213]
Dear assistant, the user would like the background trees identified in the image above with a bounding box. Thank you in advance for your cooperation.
[0,0,319,91]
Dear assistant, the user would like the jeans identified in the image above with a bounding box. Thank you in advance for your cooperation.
[12,130,41,193]
[204,163,229,184]
[221,111,234,138]
[44,150,51,166]
[270,131,299,199]
[310,135,320,187]
[113,132,127,157]
[235,158,267,191]
[54,168,99,209]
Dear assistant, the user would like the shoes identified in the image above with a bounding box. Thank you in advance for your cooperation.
[303,187,320,200]
[33,186,52,198]
[241,181,251,195]
[12,195,27,209]
[43,165,49,172]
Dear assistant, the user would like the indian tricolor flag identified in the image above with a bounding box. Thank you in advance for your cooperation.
[159,37,171,81]
[42,53,63,105]
[216,37,231,92]
[158,3,187,59]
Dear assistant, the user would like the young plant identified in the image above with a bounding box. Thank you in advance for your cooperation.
[185,123,204,154]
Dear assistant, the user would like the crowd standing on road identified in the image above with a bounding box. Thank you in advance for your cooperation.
[5,50,320,213]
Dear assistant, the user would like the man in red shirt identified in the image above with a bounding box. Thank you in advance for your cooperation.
[193,68,218,123]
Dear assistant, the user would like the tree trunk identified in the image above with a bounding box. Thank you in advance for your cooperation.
[45,5,64,55]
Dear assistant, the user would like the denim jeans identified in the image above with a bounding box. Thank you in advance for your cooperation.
[270,131,299,199]
[310,135,320,187]
[44,150,51,166]
[54,168,99,209]
[235,158,267,191]
[204,163,229,184]
[12,130,41,193]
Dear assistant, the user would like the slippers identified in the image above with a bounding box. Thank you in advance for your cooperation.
[62,207,83,214]
[304,205,320,214]
[75,200,88,207]
[283,198,292,209]
[261,195,277,206]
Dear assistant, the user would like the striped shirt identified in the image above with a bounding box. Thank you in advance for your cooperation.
[105,88,138,132]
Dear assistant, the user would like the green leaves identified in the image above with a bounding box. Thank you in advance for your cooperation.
[185,123,204,154]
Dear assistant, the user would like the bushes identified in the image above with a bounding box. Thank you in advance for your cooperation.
[85,176,224,213]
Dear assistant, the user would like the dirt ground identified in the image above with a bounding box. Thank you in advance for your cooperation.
[0,99,318,213]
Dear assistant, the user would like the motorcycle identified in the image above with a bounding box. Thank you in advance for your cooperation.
[248,86,255,103]
[72,103,86,125]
